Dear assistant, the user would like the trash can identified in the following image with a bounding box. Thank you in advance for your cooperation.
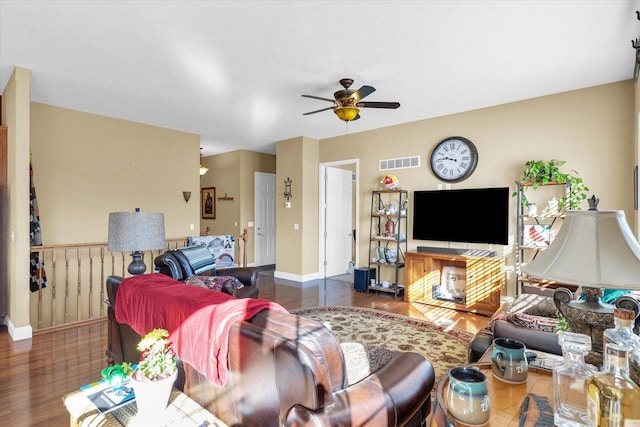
[353,268,375,292]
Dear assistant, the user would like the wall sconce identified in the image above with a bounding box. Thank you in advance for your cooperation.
[183,191,191,203]
[283,177,293,201]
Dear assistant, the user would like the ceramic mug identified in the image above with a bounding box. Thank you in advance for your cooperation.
[491,338,528,383]
[447,366,490,426]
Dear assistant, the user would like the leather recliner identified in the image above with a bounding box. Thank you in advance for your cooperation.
[105,275,436,427]
[154,249,259,299]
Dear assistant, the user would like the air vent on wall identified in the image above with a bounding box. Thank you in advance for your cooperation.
[379,156,420,171]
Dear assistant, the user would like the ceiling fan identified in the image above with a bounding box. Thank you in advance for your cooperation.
[302,78,400,122]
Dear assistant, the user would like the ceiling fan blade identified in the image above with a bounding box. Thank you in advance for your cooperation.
[353,85,376,102]
[303,106,334,115]
[357,101,400,109]
[301,94,335,103]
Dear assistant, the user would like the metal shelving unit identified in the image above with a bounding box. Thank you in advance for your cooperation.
[368,189,408,299]
[515,181,570,293]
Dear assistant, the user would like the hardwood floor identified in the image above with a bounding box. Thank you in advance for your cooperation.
[0,271,491,426]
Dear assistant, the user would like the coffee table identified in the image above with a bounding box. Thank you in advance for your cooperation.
[63,387,228,427]
[431,362,554,427]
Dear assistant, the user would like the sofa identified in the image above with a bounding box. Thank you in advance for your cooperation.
[105,274,436,427]
[468,285,564,362]
[468,285,640,363]
[154,246,259,299]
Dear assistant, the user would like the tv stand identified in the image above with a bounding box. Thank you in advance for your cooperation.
[416,246,496,258]
[405,251,504,316]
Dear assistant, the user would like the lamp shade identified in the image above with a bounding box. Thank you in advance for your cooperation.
[522,210,640,289]
[107,211,166,252]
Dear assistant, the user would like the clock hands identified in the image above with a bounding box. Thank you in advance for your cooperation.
[436,156,458,162]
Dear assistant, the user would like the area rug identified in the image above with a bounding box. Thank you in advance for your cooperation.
[290,305,473,378]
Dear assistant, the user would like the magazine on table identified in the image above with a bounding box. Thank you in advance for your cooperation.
[80,379,135,414]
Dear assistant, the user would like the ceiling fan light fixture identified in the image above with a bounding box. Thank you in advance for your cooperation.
[334,106,360,122]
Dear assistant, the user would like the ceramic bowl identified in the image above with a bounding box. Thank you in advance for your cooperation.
[382,281,391,288]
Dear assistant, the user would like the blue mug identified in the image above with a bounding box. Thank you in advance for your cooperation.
[447,366,490,426]
[491,338,528,383]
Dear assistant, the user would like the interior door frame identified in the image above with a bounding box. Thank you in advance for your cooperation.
[318,159,359,278]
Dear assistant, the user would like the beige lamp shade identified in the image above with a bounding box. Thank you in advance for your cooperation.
[522,210,640,290]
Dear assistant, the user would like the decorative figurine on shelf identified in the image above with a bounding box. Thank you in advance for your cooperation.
[400,200,408,216]
[381,174,400,190]
[385,218,396,235]
[386,203,397,215]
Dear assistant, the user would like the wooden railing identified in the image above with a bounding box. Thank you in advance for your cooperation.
[28,230,249,332]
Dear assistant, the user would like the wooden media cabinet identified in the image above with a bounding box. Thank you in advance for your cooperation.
[404,250,505,316]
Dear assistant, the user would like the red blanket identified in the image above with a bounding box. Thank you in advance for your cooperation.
[115,273,287,386]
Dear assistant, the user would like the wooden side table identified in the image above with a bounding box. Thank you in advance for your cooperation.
[431,363,554,427]
[63,387,228,427]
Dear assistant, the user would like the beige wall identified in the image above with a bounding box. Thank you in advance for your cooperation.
[30,103,201,243]
[318,81,634,294]
[2,67,32,336]
[200,149,276,265]
[274,136,320,280]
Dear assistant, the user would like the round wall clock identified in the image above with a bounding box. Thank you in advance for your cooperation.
[429,136,478,183]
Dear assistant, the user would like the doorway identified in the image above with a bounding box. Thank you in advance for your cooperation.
[254,172,276,266]
[319,160,359,278]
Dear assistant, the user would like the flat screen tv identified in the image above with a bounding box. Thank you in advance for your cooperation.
[412,187,509,245]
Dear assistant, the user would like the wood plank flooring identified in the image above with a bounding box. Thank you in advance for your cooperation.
[0,271,491,426]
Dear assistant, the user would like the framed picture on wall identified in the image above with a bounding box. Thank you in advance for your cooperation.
[201,187,216,219]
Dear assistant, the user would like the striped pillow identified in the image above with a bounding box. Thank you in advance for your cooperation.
[178,246,216,275]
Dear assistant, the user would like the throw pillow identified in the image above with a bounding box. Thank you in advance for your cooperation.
[177,246,216,275]
[509,293,558,318]
[185,275,244,295]
[185,275,222,292]
[506,312,560,333]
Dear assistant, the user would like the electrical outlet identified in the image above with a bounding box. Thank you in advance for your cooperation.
[189,224,195,231]
[294,223,299,230]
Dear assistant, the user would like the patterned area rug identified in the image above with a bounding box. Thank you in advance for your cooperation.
[290,305,473,378]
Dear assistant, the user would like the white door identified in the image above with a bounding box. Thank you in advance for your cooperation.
[323,167,353,277]
[255,172,276,266]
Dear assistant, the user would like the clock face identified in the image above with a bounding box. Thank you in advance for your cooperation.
[430,136,478,183]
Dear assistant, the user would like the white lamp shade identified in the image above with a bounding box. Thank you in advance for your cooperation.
[522,210,640,289]
[107,211,166,252]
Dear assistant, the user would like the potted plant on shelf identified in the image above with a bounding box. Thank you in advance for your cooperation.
[102,328,178,421]
[515,159,589,211]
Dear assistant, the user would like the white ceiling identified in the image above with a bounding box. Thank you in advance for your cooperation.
[1,1,639,156]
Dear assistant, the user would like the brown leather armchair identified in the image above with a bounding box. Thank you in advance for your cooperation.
[105,275,436,427]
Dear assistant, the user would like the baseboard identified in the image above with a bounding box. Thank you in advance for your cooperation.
[273,270,323,285]
[4,315,33,341]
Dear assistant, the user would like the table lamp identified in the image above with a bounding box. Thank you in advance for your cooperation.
[522,208,640,363]
[107,208,166,275]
